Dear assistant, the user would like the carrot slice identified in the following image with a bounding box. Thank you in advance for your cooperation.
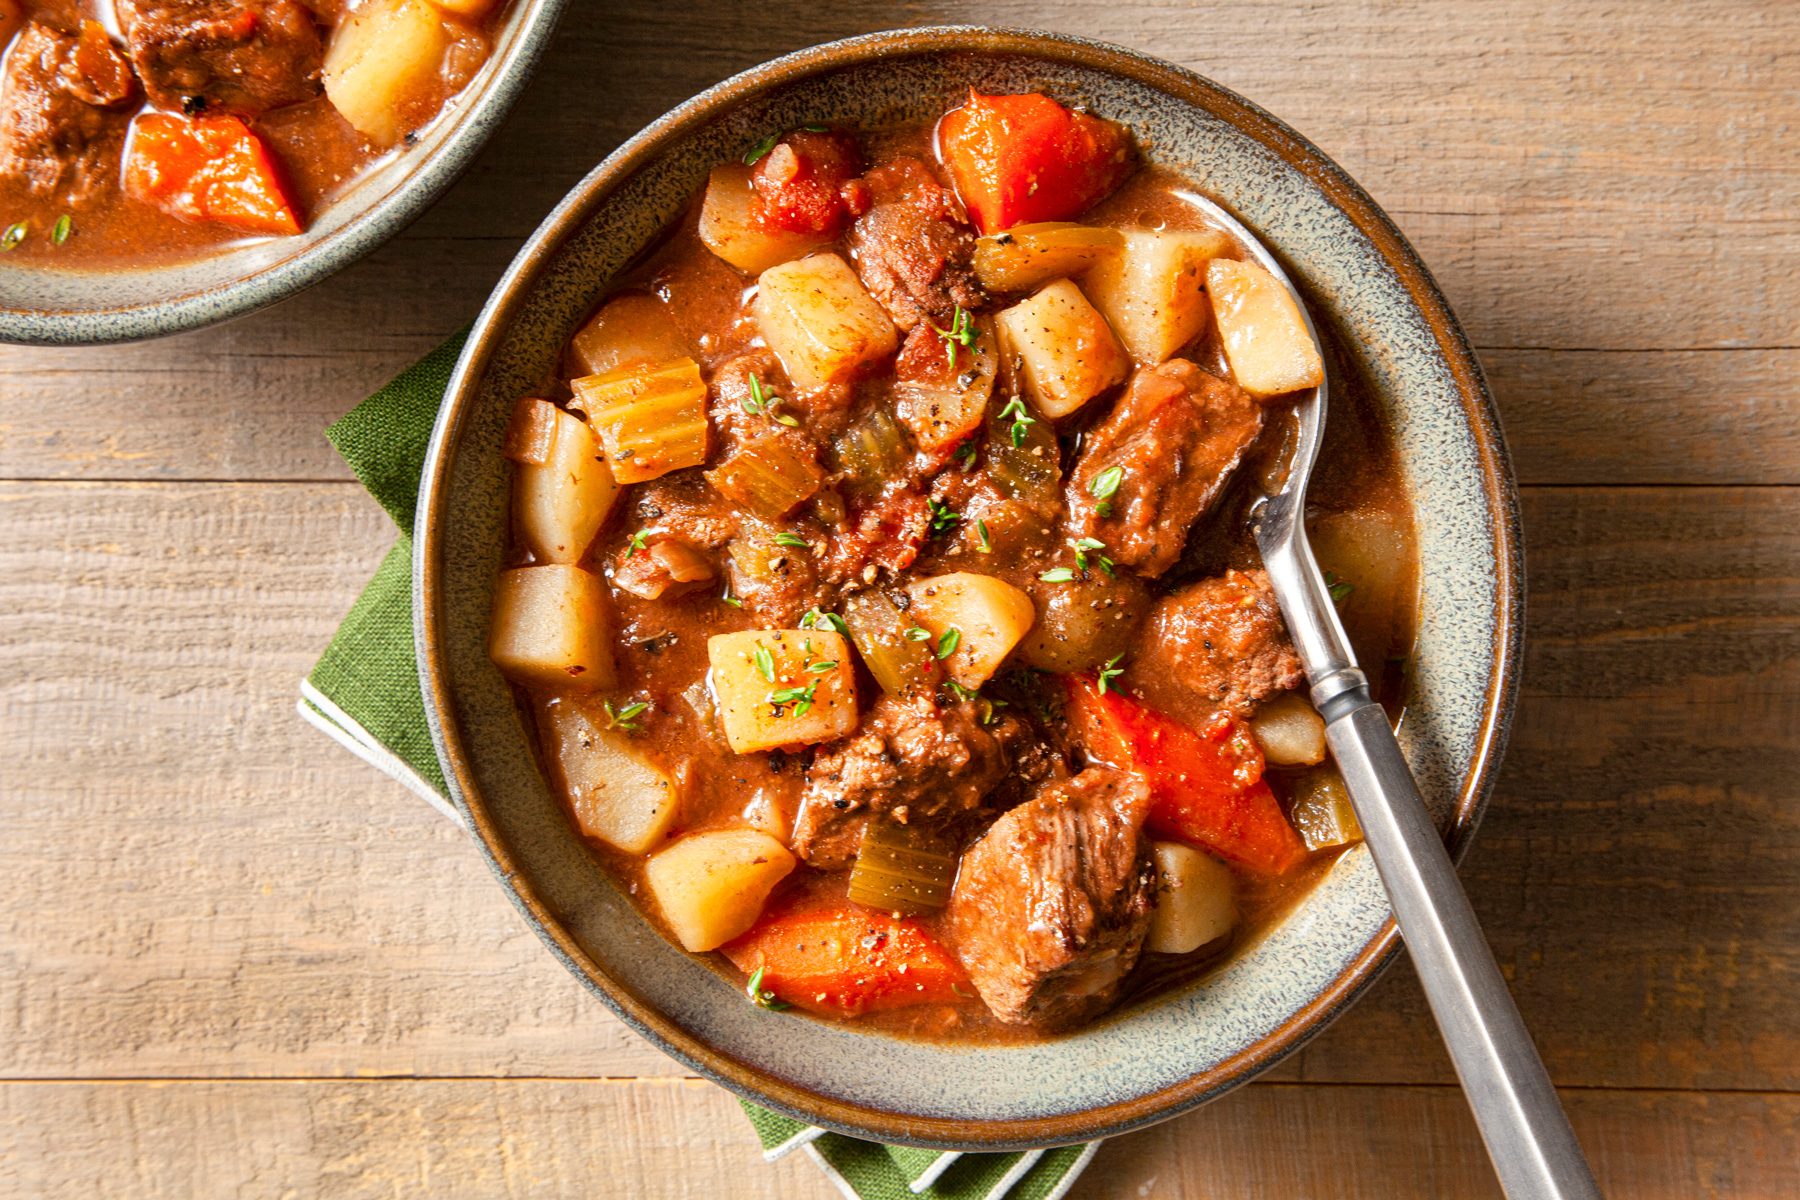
[1065,675,1308,876]
[937,90,1136,234]
[720,903,969,1016]
[124,113,303,236]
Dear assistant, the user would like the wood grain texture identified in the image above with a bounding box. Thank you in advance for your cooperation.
[0,0,1794,484]
[1,1,1795,1193]
[2,483,1793,1092]
[0,1081,1790,1199]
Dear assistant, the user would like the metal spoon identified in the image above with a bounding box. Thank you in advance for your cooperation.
[1185,193,1602,1200]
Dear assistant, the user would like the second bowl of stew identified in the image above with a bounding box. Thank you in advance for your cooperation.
[417,26,1521,1149]
[0,0,566,344]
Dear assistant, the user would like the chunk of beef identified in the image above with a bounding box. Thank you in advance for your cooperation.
[1066,360,1264,577]
[846,156,985,332]
[793,696,1027,868]
[121,0,322,116]
[0,22,136,201]
[948,767,1155,1029]
[1127,568,1303,722]
[630,474,739,551]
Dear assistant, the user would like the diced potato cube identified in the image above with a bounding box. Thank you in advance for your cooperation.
[509,401,619,564]
[1206,258,1325,399]
[541,699,679,853]
[994,279,1129,419]
[1146,841,1237,955]
[707,629,857,753]
[1085,229,1232,365]
[489,565,616,690]
[569,357,708,483]
[1249,691,1327,766]
[644,829,796,952]
[903,572,1036,689]
[698,164,828,275]
[570,294,694,377]
[972,222,1123,293]
[752,254,897,391]
[322,0,451,148]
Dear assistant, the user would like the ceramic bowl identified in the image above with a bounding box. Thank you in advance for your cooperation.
[414,26,1522,1150]
[0,0,568,346]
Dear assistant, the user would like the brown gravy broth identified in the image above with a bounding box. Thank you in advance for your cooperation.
[516,140,1418,1044]
[0,0,498,267]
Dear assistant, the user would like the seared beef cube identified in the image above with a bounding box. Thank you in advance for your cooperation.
[793,695,1024,868]
[122,0,323,116]
[1127,568,1303,722]
[846,156,986,332]
[948,767,1155,1029]
[0,22,135,200]
[1065,359,1263,577]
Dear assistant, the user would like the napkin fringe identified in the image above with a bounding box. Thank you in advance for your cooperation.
[761,1122,829,1162]
[297,680,463,827]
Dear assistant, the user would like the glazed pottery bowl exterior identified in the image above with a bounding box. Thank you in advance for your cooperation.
[0,0,568,346]
[415,26,1522,1151]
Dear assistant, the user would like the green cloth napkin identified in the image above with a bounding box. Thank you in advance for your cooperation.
[298,334,1103,1200]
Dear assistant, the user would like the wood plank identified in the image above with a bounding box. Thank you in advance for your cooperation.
[0,1080,1788,1199]
[1069,1085,1799,1200]
[0,0,1793,485]
[2,480,1793,1090]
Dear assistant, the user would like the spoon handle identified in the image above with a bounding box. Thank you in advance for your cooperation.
[1323,690,1603,1200]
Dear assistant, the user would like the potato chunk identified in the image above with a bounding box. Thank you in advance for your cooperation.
[322,0,451,148]
[707,630,858,753]
[699,163,828,275]
[1249,691,1327,766]
[1085,229,1232,366]
[542,699,679,853]
[994,279,1129,419]
[569,294,693,378]
[489,565,616,690]
[752,254,898,391]
[1206,258,1325,399]
[903,573,1036,689]
[971,222,1123,293]
[507,400,619,564]
[1145,841,1237,955]
[644,829,796,952]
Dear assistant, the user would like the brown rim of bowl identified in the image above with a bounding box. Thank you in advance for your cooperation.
[415,24,1524,1151]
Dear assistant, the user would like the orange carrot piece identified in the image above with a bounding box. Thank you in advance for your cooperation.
[937,91,1136,235]
[1065,675,1308,876]
[720,903,969,1016]
[124,113,303,236]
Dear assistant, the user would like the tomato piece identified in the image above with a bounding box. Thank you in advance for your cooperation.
[749,130,861,238]
[1065,675,1307,876]
[123,113,303,236]
[720,902,970,1016]
[937,91,1136,234]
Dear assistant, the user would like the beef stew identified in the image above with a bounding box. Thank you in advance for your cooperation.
[0,0,508,264]
[487,91,1418,1041]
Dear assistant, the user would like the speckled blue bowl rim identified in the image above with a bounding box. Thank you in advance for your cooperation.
[0,0,569,346]
[415,26,1524,1152]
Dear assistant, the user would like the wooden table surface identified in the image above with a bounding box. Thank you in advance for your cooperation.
[3,1,1796,1195]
